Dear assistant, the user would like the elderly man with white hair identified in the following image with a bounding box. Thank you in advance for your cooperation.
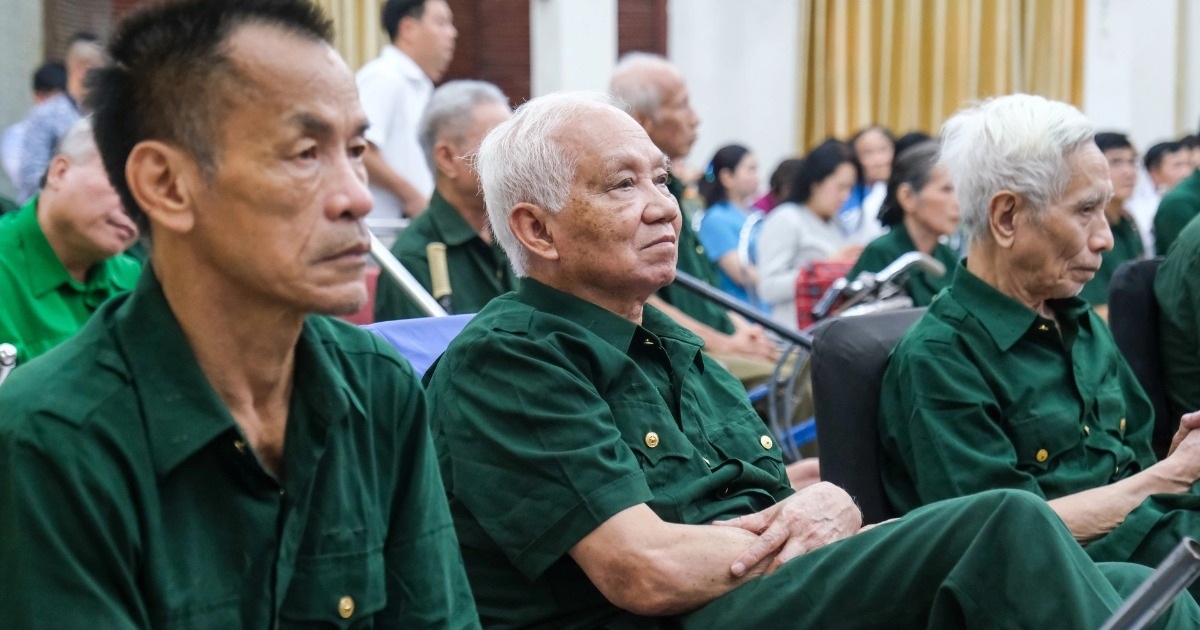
[423,90,1200,628]
[880,93,1200,595]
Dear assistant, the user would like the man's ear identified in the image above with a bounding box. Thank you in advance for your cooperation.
[43,155,72,190]
[125,140,199,236]
[432,141,460,180]
[987,190,1021,249]
[508,202,560,264]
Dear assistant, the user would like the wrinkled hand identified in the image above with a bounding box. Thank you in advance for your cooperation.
[713,481,862,577]
[1167,411,1200,457]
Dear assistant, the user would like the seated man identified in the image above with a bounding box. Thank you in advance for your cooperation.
[1157,212,1200,425]
[0,1,475,626]
[1079,132,1145,320]
[880,94,1200,594]
[424,91,1200,628]
[374,79,515,320]
[0,117,140,364]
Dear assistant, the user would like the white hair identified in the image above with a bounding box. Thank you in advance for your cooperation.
[939,93,1095,243]
[418,79,509,172]
[55,116,98,162]
[609,51,679,120]
[475,91,623,277]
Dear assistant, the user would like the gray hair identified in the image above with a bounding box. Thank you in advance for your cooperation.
[609,51,678,120]
[939,93,1095,243]
[476,91,623,277]
[56,117,99,162]
[418,79,509,172]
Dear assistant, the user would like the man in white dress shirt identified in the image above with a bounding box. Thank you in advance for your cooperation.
[356,0,457,220]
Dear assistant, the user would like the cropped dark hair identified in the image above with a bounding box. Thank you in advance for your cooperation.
[768,158,804,199]
[382,0,429,41]
[786,139,855,205]
[1094,132,1132,154]
[88,0,333,234]
[878,141,940,226]
[1144,141,1183,172]
[1179,135,1200,151]
[697,144,750,207]
[893,131,933,159]
[32,62,66,93]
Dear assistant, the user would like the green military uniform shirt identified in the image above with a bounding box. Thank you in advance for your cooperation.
[0,197,141,363]
[1080,213,1144,306]
[426,277,1199,628]
[1155,168,1200,255]
[1156,213,1200,422]
[657,175,735,334]
[881,262,1200,590]
[374,190,516,320]
[0,268,479,628]
[845,222,959,306]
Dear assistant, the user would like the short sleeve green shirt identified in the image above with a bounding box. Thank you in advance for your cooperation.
[424,279,791,628]
[0,197,141,363]
[1079,214,1144,306]
[846,222,959,306]
[879,262,1155,514]
[374,190,516,320]
[1156,214,1200,422]
[0,268,478,629]
[657,175,736,334]
[1154,168,1200,256]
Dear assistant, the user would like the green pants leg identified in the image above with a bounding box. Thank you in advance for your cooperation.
[1085,492,1200,599]
[681,489,1200,629]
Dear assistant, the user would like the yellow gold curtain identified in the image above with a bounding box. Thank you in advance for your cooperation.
[797,0,1086,151]
[312,0,387,70]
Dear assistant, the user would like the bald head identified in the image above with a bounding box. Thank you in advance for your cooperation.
[609,52,698,160]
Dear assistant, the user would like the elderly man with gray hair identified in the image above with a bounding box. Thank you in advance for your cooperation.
[880,93,1200,594]
[374,79,515,320]
[423,90,1200,628]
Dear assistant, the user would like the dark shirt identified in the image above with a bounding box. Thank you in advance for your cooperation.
[0,268,478,628]
[846,222,959,306]
[374,190,516,320]
[1079,213,1144,306]
[1156,213,1200,422]
[1154,168,1200,256]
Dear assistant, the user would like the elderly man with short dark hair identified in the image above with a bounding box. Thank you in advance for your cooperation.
[0,1,476,626]
[374,79,515,320]
[880,93,1200,596]
[423,91,1200,628]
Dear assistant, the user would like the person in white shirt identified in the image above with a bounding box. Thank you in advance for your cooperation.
[356,0,457,220]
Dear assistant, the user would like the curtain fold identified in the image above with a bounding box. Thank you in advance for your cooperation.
[313,0,386,71]
[797,0,1086,151]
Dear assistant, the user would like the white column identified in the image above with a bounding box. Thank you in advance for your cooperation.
[530,0,617,97]
[1083,0,1184,150]
[0,0,43,197]
[668,0,801,187]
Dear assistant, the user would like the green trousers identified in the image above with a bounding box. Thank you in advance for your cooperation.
[681,490,1200,629]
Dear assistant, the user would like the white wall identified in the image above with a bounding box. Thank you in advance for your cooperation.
[530,0,617,96]
[1083,0,1192,151]
[668,0,800,192]
[0,0,43,197]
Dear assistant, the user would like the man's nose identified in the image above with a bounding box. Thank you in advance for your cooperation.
[1092,216,1114,253]
[329,156,373,221]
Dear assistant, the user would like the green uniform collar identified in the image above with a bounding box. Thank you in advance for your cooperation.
[112,266,355,476]
[424,190,482,247]
[515,277,705,363]
[10,196,137,300]
[951,261,1091,352]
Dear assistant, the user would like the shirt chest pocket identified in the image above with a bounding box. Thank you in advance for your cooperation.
[705,410,786,480]
[1009,414,1082,471]
[278,546,386,629]
[614,400,704,486]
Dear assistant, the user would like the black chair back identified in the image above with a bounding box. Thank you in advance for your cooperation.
[1108,257,1173,459]
[811,307,925,524]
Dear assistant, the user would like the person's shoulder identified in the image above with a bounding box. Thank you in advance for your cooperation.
[1160,179,1200,208]
[893,292,966,354]
[392,211,439,255]
[307,314,415,372]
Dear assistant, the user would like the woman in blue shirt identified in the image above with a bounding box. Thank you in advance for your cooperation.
[697,144,767,309]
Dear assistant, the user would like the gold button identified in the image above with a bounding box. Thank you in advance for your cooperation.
[233,439,246,454]
[1037,324,1050,332]
[696,246,705,255]
[643,338,655,346]
[760,435,773,450]
[338,595,355,619]
[645,432,660,448]
[1035,448,1049,463]
[1120,418,1127,432]
[1083,425,1090,435]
